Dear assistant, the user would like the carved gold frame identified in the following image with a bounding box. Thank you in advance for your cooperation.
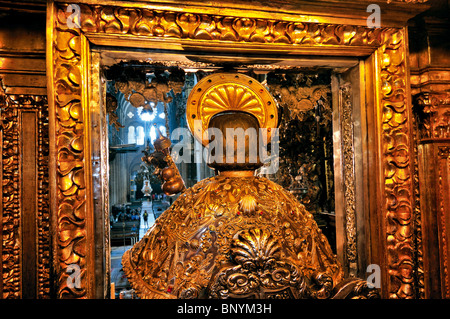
[47,0,417,298]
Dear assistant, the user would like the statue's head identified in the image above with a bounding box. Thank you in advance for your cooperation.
[206,110,263,172]
[186,72,278,175]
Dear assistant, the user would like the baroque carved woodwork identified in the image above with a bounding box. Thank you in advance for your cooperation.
[109,63,185,110]
[378,28,416,299]
[416,142,450,298]
[414,92,450,140]
[266,72,334,214]
[413,90,450,297]
[411,111,425,299]
[48,1,418,298]
[0,85,50,299]
[408,4,450,297]
[437,146,450,297]
[265,71,340,258]
[70,4,407,49]
[338,83,358,275]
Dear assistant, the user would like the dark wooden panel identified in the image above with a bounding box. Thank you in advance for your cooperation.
[21,111,37,299]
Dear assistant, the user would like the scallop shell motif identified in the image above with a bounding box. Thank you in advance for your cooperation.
[231,228,281,270]
[186,73,278,147]
[201,84,265,129]
[239,194,257,214]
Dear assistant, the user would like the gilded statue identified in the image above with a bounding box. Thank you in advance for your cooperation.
[122,72,379,299]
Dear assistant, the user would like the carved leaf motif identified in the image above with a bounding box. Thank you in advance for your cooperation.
[177,13,201,37]
[193,14,215,40]
[134,9,156,35]
[286,22,308,44]
[100,7,121,33]
[232,18,257,41]
[335,25,357,44]
[217,17,238,41]
[160,12,182,38]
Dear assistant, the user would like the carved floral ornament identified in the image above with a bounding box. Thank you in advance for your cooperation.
[414,92,450,140]
[63,4,400,48]
[49,1,416,299]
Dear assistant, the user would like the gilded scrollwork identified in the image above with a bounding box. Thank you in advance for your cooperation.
[74,4,390,48]
[379,28,415,298]
[57,0,428,57]
[50,7,89,298]
[332,277,381,299]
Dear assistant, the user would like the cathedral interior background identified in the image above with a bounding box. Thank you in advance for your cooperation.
[0,0,449,300]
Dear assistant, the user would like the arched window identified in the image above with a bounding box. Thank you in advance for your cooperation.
[128,126,136,144]
[149,125,156,145]
[159,125,167,138]
[136,126,144,145]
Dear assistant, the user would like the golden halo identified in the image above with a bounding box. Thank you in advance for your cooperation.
[186,73,278,146]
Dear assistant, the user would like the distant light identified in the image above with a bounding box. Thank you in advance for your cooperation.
[136,126,144,145]
[159,113,165,119]
[140,111,155,122]
[150,125,156,144]
[159,126,167,137]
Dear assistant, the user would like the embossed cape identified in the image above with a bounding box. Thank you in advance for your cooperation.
[122,173,344,299]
